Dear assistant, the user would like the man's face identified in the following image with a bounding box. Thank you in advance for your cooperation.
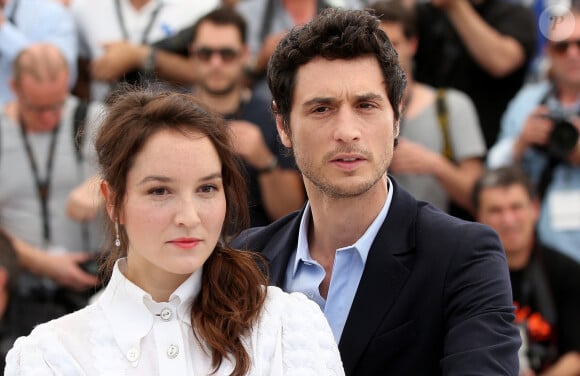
[191,22,247,96]
[379,22,417,75]
[14,71,69,133]
[476,184,539,257]
[278,56,398,198]
[548,13,580,88]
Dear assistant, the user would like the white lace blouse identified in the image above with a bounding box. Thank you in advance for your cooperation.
[5,259,344,375]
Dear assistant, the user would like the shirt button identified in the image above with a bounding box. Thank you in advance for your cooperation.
[127,347,140,362]
[160,307,172,321]
[167,344,179,359]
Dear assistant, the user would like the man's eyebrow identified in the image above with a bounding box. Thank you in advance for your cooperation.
[354,93,385,102]
[302,96,336,108]
[302,93,386,108]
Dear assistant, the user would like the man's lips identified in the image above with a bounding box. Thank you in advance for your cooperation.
[331,154,366,169]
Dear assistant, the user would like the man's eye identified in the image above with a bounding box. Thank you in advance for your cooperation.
[313,106,329,113]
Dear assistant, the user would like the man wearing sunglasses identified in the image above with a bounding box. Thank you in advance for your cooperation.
[189,7,305,227]
[488,5,580,265]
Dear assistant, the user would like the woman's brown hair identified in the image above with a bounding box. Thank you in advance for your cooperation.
[95,87,267,376]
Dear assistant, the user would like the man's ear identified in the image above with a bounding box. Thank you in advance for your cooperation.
[272,101,292,147]
[394,118,401,139]
[276,115,292,148]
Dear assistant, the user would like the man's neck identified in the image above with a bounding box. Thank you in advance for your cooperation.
[556,83,580,107]
[196,87,245,116]
[130,0,151,11]
[506,245,534,271]
[3,102,18,124]
[306,176,388,259]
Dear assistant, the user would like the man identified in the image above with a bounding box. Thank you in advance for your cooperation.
[487,5,580,264]
[474,166,580,376]
[414,0,536,148]
[0,228,18,370]
[233,8,520,375]
[190,7,305,226]
[0,44,103,340]
[370,0,486,214]
[236,0,334,100]
[70,0,218,101]
[0,0,77,104]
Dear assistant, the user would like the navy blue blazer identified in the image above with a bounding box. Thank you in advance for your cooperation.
[233,178,521,375]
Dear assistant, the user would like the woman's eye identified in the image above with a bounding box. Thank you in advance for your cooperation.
[148,187,168,196]
[199,185,218,194]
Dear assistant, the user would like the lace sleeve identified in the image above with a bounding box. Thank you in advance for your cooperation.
[279,290,345,376]
[4,326,83,375]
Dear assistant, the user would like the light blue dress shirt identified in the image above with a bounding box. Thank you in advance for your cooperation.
[284,177,394,342]
[0,0,78,104]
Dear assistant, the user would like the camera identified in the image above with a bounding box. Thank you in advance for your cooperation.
[78,256,99,275]
[538,114,579,160]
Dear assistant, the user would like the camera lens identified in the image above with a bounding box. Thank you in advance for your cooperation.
[548,119,579,159]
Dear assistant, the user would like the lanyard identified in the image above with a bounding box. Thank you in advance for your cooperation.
[114,0,163,44]
[18,121,61,246]
[7,0,19,25]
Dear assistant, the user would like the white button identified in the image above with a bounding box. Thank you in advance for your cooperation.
[160,308,172,321]
[127,347,140,362]
[167,344,179,359]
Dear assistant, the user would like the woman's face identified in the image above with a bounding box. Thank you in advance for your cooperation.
[113,129,226,292]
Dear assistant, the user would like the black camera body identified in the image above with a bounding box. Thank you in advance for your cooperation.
[540,114,579,160]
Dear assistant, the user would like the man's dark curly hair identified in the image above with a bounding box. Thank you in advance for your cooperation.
[267,7,407,134]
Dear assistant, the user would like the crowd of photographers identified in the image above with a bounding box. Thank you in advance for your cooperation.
[1,0,580,374]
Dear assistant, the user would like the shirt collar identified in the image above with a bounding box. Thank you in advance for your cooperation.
[97,258,202,362]
[291,177,394,276]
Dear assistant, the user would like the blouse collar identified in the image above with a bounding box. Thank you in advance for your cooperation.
[97,258,202,365]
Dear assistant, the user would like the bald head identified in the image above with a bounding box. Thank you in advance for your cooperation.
[12,43,69,87]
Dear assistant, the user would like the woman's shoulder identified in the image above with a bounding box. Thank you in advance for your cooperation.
[4,304,113,375]
[263,285,320,317]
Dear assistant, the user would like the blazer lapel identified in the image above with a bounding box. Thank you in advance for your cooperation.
[339,180,418,375]
[260,210,303,287]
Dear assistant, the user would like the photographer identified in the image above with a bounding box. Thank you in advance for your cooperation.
[488,5,580,264]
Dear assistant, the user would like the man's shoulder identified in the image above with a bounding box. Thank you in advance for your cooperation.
[541,245,580,277]
[414,201,493,238]
[232,210,300,251]
[505,81,551,114]
[239,94,273,123]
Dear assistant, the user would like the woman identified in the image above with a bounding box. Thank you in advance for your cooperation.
[5,89,343,375]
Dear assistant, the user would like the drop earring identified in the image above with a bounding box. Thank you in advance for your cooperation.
[114,219,121,247]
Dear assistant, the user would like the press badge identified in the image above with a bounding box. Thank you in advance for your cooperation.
[549,190,580,230]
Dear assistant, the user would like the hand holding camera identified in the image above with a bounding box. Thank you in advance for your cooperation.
[523,105,580,160]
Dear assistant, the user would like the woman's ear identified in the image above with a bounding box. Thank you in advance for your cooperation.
[100,181,116,222]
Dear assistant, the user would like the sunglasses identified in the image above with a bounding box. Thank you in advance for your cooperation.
[550,39,580,54]
[193,47,241,63]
